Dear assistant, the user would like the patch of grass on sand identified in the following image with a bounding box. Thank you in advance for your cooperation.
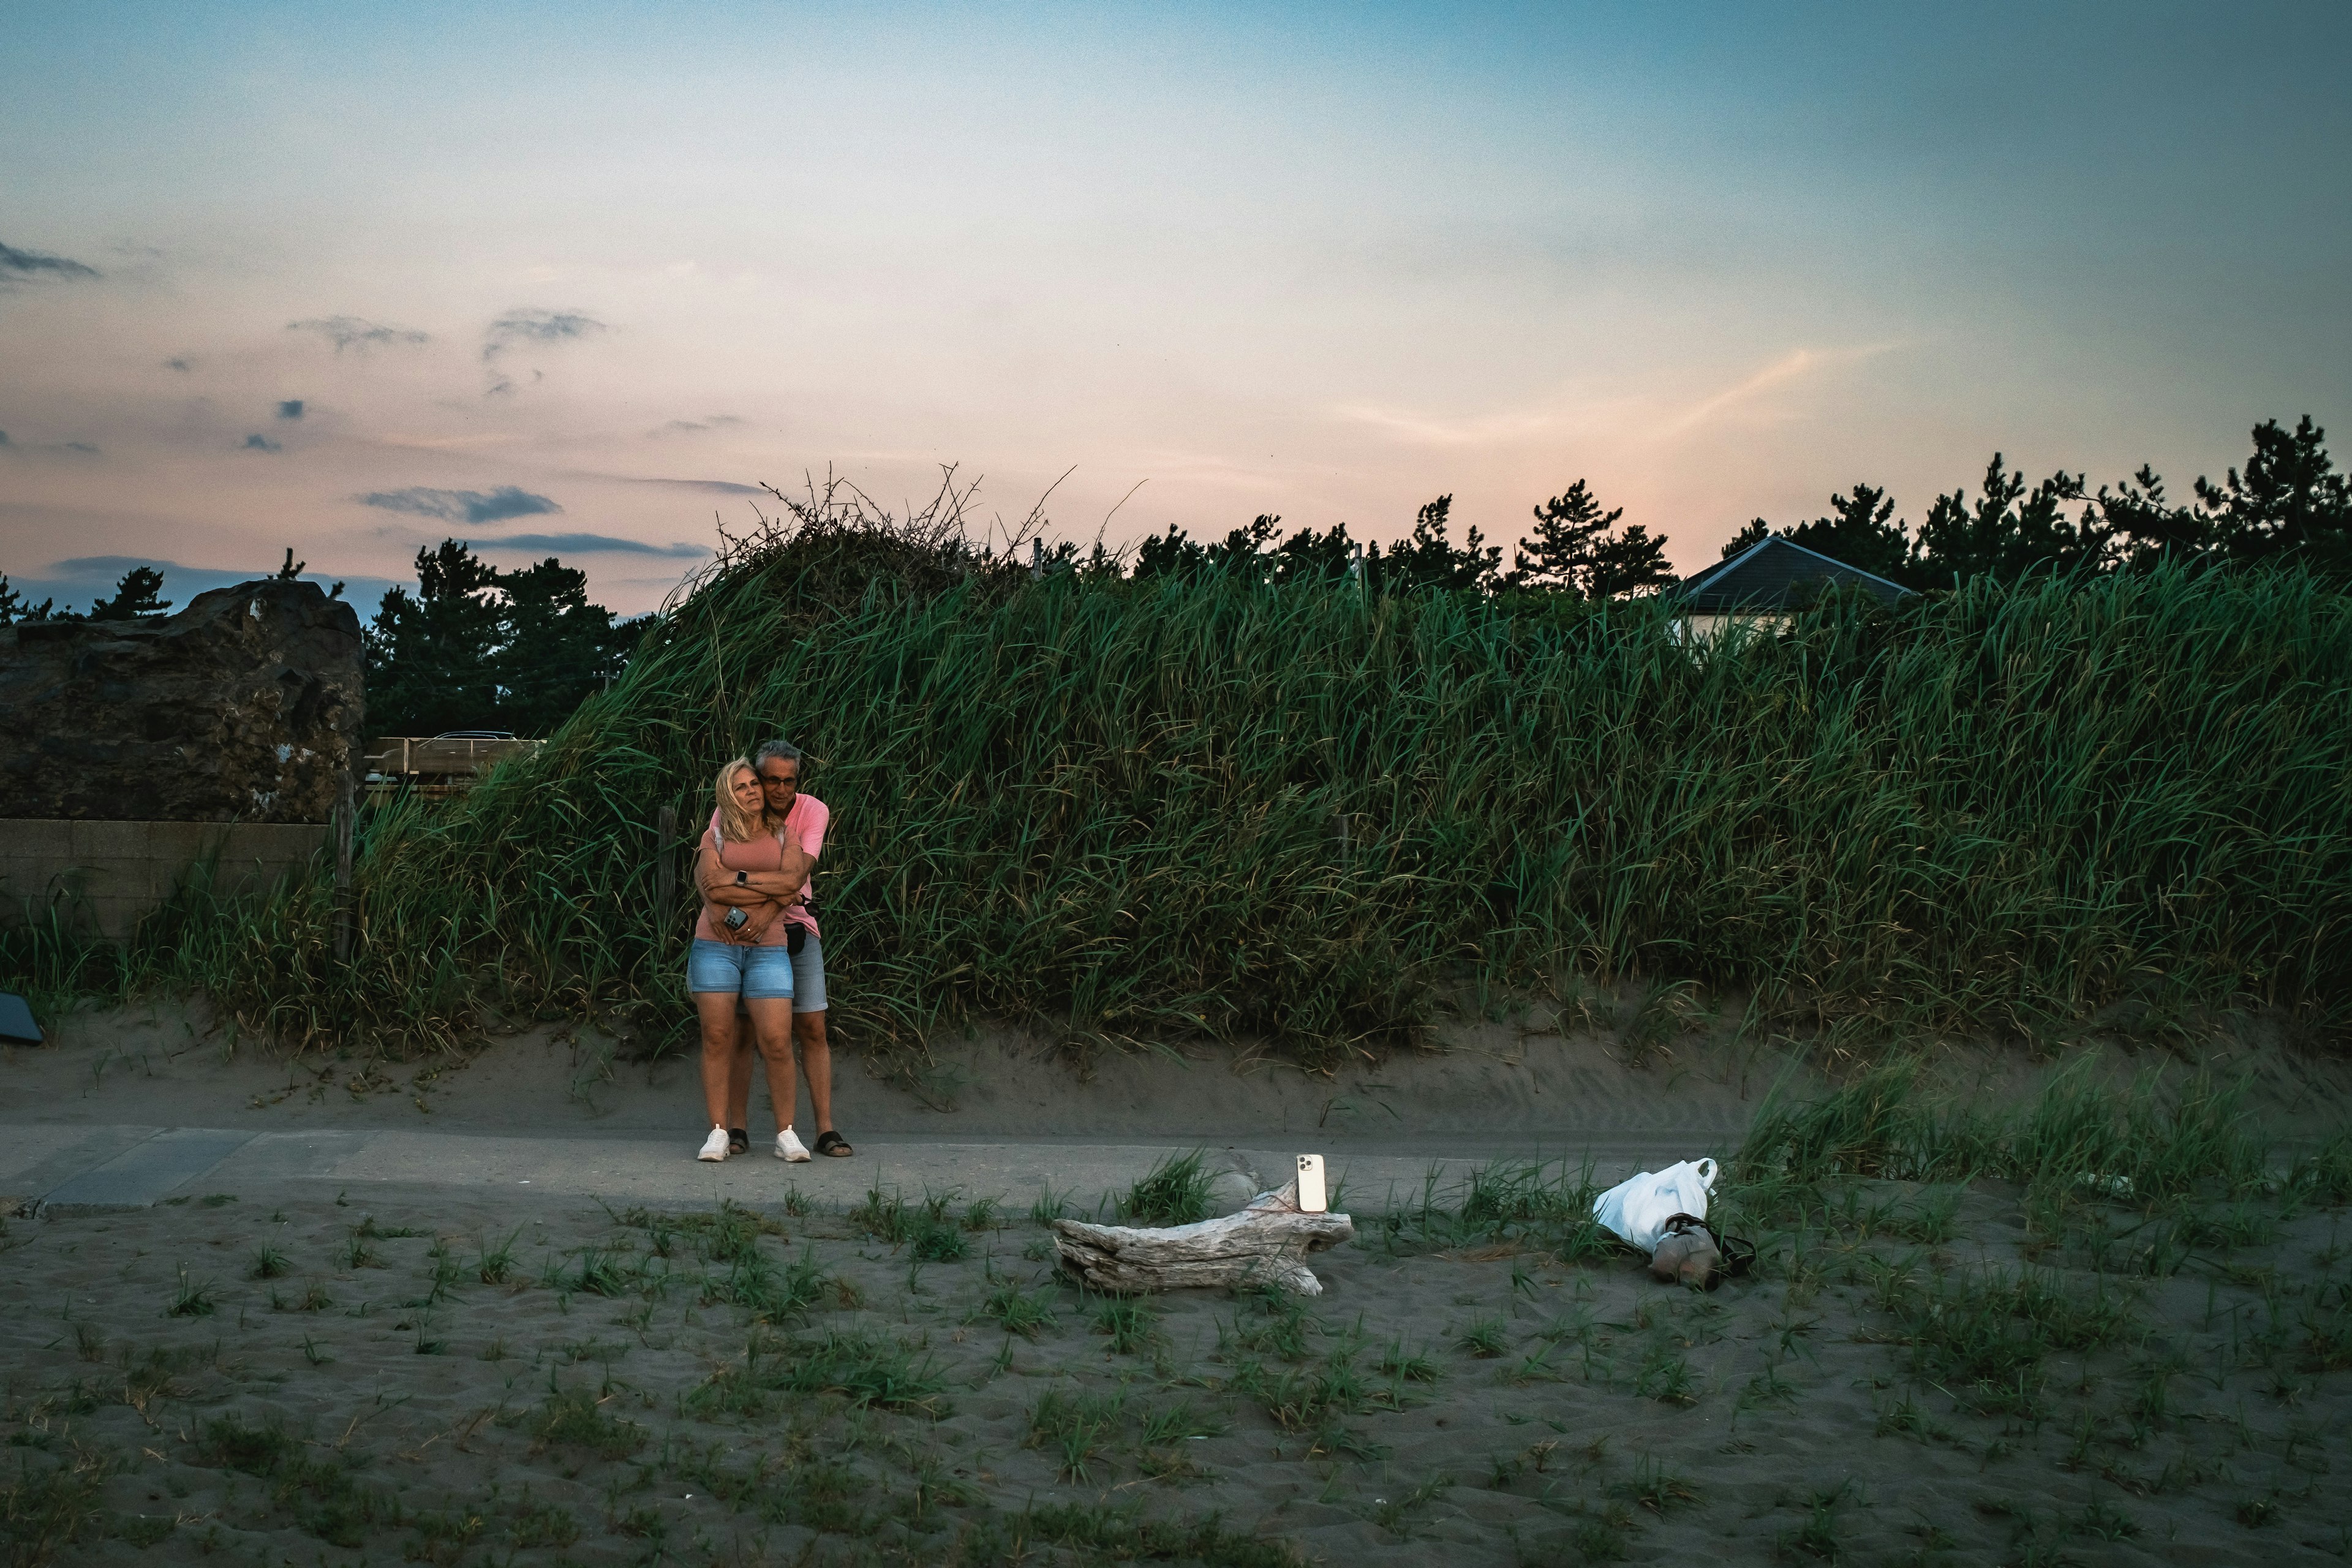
[165,1268,216,1319]
[1093,1296,1159,1355]
[699,1243,834,1324]
[974,1273,1058,1339]
[1,1450,111,1568]
[695,1327,950,1418]
[524,1387,645,1460]
[507,1495,582,1548]
[957,1499,1303,1567]
[1028,1389,1126,1483]
[195,1412,399,1549]
[1884,1266,2139,1412]
[1118,1151,1214,1227]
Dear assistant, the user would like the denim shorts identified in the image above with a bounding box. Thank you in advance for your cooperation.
[687,938,794,1000]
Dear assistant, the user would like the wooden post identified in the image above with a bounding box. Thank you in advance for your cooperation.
[655,803,677,936]
[333,771,356,962]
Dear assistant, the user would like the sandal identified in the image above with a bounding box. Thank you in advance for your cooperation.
[813,1129,854,1158]
[728,1127,750,1157]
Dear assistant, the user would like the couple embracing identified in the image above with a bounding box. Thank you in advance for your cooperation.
[689,739,853,1163]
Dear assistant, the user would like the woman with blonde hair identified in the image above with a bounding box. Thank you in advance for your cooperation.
[687,756,813,1161]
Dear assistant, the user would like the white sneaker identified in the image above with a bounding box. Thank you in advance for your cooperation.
[776,1126,812,1163]
[698,1125,731,1162]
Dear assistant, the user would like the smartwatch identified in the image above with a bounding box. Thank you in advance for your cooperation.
[734,870,748,886]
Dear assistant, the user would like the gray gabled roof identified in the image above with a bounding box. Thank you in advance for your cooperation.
[1670,535,1913,612]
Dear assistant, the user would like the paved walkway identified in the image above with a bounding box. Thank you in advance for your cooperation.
[2,1122,1744,1218]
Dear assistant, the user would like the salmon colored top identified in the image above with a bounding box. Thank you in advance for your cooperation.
[692,794,827,944]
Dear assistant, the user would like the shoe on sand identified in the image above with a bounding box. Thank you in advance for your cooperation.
[698,1125,731,1162]
[776,1126,812,1163]
[1649,1230,1722,1287]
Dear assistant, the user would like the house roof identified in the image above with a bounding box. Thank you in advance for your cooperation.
[1670,535,1913,612]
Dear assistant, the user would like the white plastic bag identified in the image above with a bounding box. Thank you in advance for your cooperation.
[1591,1158,1717,1254]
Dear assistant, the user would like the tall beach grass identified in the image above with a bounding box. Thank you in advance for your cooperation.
[15,494,2352,1068]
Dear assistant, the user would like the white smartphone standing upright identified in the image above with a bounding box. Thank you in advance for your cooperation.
[1295,1154,1328,1213]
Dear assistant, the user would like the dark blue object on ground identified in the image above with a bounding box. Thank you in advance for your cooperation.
[0,992,42,1044]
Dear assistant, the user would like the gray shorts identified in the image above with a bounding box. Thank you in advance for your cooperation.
[788,927,826,1013]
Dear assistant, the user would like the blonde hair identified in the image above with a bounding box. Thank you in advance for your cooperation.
[714,758,764,843]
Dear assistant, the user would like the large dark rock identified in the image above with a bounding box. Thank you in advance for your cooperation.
[0,580,364,822]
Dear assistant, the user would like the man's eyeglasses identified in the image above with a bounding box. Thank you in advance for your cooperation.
[758,772,799,790]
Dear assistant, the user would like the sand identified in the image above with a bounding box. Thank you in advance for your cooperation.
[4,1156,2349,1566]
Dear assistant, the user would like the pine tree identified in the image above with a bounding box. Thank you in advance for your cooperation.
[1509,481,1674,597]
[1783,484,1914,584]
[86,565,172,620]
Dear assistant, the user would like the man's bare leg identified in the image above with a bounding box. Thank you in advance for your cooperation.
[795,1009,834,1136]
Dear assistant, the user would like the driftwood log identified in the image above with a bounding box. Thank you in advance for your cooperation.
[1052,1180,1353,1296]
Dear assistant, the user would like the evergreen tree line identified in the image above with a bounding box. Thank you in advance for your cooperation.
[1719,416,2352,589]
[360,540,645,737]
[6,415,2341,737]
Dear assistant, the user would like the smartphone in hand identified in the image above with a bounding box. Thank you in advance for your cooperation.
[1296,1154,1328,1213]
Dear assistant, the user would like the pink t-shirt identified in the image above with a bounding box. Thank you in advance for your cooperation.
[693,794,827,944]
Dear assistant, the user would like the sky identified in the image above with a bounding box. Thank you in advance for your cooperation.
[4,1,2348,617]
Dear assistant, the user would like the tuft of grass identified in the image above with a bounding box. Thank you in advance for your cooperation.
[911,1223,968,1263]
[473,1229,521,1285]
[272,1280,333,1313]
[528,1388,644,1459]
[1455,1316,1510,1359]
[850,1184,916,1244]
[166,1268,216,1319]
[738,1326,949,1414]
[1093,1297,1159,1355]
[1118,1150,1215,1227]
[1375,1338,1439,1384]
[975,1275,1058,1340]
[1030,1183,1074,1227]
[1136,1398,1225,1445]
[508,1497,581,1550]
[1778,1479,1853,1561]
[565,1246,636,1297]
[1028,1389,1126,1483]
[247,1247,292,1281]
[1619,1453,1697,1513]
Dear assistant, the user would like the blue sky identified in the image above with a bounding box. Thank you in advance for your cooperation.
[4,1,2346,615]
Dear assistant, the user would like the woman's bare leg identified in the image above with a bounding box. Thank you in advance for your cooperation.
[726,998,756,1128]
[745,998,797,1131]
[693,993,741,1128]
[795,1010,834,1136]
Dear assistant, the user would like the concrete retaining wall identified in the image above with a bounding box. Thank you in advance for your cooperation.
[0,820,330,939]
